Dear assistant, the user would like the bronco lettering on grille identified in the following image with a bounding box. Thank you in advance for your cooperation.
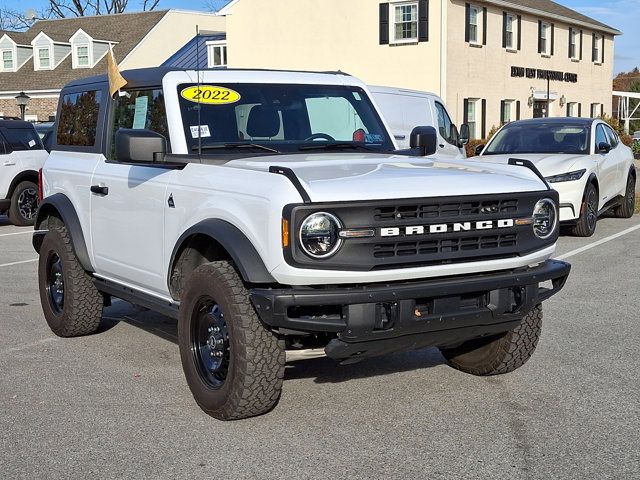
[380,219,515,237]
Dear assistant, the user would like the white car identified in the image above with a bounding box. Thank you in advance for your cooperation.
[473,118,636,237]
[0,119,48,225]
[369,86,468,158]
[33,68,571,420]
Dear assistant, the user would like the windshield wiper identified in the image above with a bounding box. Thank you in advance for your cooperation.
[192,143,281,153]
[298,143,380,152]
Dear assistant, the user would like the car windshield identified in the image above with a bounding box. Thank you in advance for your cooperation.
[484,123,590,155]
[176,83,394,154]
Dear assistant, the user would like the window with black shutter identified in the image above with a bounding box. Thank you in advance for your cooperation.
[380,1,429,45]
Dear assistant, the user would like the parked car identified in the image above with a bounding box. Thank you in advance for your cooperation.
[633,131,640,144]
[33,67,570,420]
[34,122,55,153]
[472,118,636,237]
[0,119,48,225]
[369,85,468,158]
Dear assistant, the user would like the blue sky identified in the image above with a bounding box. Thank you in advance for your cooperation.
[3,0,638,74]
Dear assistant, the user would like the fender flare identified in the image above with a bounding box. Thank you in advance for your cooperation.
[6,170,38,199]
[169,219,276,285]
[32,193,94,272]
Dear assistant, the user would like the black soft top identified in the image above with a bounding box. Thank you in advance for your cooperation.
[0,119,38,129]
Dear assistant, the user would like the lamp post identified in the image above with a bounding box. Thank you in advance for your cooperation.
[15,91,30,120]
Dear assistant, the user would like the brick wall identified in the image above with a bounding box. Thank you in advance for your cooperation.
[0,97,59,121]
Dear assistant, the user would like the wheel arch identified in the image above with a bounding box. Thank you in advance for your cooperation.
[6,170,38,199]
[168,219,276,301]
[32,193,94,272]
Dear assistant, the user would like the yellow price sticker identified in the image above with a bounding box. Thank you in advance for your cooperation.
[180,85,241,105]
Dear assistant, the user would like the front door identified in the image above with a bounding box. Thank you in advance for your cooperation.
[89,88,172,296]
[593,124,619,206]
[533,101,547,118]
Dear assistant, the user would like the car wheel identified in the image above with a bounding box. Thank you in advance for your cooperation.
[8,181,39,226]
[571,182,598,237]
[178,261,285,420]
[38,223,103,337]
[613,173,636,219]
[439,305,542,376]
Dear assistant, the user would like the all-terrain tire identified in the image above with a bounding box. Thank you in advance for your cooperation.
[613,173,636,219]
[8,180,38,226]
[38,224,103,337]
[439,305,543,376]
[178,261,285,420]
[571,182,598,237]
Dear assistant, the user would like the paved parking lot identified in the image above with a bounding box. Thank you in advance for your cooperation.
[1,214,639,479]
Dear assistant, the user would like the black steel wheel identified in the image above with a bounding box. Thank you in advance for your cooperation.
[178,261,285,420]
[571,182,598,237]
[8,180,38,226]
[46,253,65,314]
[191,299,230,389]
[38,223,103,337]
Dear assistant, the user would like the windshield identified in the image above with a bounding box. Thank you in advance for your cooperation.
[484,123,590,155]
[177,83,394,153]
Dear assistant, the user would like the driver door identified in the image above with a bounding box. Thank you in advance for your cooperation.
[90,88,172,295]
[593,124,619,206]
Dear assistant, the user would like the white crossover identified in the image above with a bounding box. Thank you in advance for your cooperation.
[33,68,571,420]
[473,117,636,237]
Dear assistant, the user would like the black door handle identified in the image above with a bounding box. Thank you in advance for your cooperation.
[90,185,109,195]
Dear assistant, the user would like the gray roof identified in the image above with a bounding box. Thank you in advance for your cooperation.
[0,10,169,92]
[495,0,621,34]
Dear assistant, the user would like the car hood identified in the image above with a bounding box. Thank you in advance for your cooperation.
[226,153,547,202]
[473,153,587,177]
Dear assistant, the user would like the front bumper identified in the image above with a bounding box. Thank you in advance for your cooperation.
[250,260,571,363]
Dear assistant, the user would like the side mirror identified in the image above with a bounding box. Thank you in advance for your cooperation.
[475,144,485,156]
[597,142,611,154]
[410,126,438,156]
[116,128,167,163]
[459,124,470,145]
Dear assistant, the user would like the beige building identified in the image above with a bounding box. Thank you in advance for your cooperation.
[220,0,620,139]
[0,10,225,121]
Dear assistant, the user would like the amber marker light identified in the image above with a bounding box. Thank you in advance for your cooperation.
[282,218,290,248]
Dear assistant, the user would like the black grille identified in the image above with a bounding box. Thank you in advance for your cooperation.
[283,190,558,271]
[374,199,519,221]
[374,233,519,259]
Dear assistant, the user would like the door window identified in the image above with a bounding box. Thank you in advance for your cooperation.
[109,88,170,158]
[602,124,619,148]
[595,125,608,150]
[0,127,42,151]
[57,90,102,146]
[434,102,455,145]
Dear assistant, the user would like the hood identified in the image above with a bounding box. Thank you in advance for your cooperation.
[472,153,586,177]
[226,153,548,202]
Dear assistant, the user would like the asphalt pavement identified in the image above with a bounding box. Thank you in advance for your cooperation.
[0,214,639,479]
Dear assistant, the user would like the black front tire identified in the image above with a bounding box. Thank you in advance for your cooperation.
[439,305,543,376]
[8,180,38,226]
[38,224,103,337]
[178,261,285,420]
[613,173,636,219]
[571,182,598,237]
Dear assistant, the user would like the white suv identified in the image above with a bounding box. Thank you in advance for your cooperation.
[33,68,571,420]
[0,119,48,225]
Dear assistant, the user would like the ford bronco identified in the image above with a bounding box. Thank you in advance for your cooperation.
[33,68,570,420]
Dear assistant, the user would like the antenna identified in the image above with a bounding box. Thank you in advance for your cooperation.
[196,25,202,157]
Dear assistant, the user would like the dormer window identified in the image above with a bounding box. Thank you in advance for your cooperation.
[1,50,13,71]
[36,47,51,69]
[75,45,90,67]
[207,41,227,68]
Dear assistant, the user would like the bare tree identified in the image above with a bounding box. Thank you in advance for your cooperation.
[1,0,161,31]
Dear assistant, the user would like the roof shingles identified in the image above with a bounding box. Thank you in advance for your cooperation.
[0,10,169,91]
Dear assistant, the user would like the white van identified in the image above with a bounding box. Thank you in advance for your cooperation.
[370,86,468,159]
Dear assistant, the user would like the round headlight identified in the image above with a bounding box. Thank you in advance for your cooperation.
[533,199,558,239]
[299,212,342,258]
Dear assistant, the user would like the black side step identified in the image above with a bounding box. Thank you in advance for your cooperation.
[93,277,180,319]
[269,165,311,203]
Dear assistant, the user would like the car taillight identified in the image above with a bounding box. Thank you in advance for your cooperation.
[38,168,43,201]
[353,129,366,143]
